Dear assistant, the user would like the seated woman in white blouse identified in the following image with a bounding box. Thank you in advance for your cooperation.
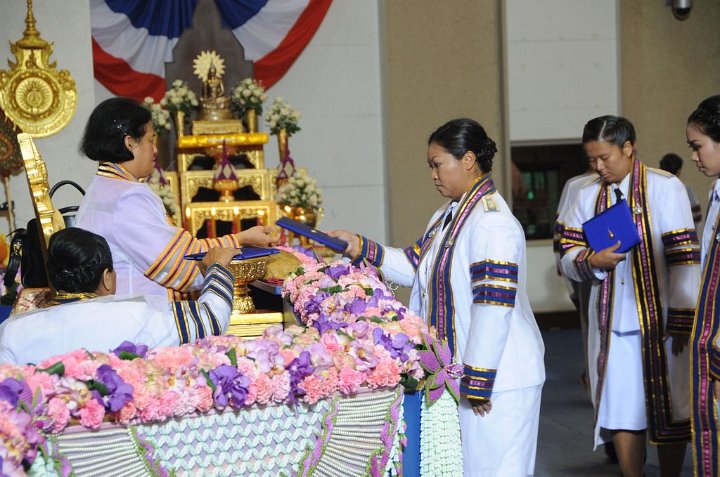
[0,228,236,365]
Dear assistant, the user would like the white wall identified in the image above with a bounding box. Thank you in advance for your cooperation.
[0,0,96,233]
[526,242,575,313]
[259,2,387,242]
[506,0,619,141]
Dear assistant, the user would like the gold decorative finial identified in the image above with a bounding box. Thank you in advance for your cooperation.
[0,0,76,136]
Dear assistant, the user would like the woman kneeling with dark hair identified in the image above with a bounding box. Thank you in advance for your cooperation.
[0,228,237,365]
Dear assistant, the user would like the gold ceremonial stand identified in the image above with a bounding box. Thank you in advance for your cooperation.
[175,110,284,338]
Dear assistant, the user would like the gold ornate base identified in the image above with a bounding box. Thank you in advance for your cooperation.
[226,311,284,338]
[233,295,256,314]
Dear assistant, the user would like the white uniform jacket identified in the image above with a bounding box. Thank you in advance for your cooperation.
[356,175,545,399]
[560,159,700,445]
[0,264,234,365]
[76,163,241,298]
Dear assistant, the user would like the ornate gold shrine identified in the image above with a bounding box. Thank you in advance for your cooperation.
[174,51,285,338]
[0,0,77,137]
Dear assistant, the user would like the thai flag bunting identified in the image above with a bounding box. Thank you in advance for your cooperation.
[91,0,331,102]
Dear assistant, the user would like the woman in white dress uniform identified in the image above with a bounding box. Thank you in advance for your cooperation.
[331,118,545,477]
[686,95,720,477]
[75,98,275,299]
[560,116,700,477]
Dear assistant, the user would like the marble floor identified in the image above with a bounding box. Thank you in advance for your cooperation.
[535,328,693,477]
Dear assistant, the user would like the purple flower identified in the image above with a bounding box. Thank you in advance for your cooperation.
[291,245,320,261]
[208,364,250,408]
[0,377,33,407]
[367,288,394,308]
[347,320,370,338]
[286,351,314,401]
[112,341,148,359]
[345,298,367,316]
[313,315,347,334]
[326,264,350,280]
[373,328,413,361]
[95,365,134,412]
[305,291,330,316]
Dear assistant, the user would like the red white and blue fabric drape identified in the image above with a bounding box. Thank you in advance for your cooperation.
[91,0,332,102]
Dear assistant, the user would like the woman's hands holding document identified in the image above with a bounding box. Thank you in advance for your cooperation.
[327,230,361,259]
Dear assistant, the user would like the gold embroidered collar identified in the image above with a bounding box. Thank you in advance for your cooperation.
[97,162,145,183]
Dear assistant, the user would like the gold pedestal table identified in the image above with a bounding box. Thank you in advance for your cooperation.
[225,257,284,338]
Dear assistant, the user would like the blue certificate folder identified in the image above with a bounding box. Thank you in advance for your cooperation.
[582,200,641,253]
[276,217,348,253]
[184,248,280,261]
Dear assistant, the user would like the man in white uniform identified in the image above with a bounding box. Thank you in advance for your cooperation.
[0,228,236,365]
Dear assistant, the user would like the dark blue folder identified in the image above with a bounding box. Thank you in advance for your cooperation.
[184,247,280,261]
[582,200,640,253]
[276,217,348,253]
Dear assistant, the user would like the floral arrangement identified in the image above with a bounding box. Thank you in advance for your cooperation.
[230,78,267,117]
[141,97,171,136]
[276,170,322,210]
[0,256,463,475]
[159,80,199,117]
[146,161,177,217]
[0,318,428,474]
[264,97,301,136]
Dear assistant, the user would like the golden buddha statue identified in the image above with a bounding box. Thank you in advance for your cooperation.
[198,63,233,121]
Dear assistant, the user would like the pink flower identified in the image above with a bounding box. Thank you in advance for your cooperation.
[157,391,180,419]
[300,375,325,404]
[367,359,401,389]
[270,373,290,402]
[338,367,364,395]
[280,348,299,365]
[245,382,257,406]
[78,399,105,429]
[117,401,137,425]
[321,368,339,396]
[254,374,273,405]
[47,397,70,432]
[195,386,213,413]
[320,333,342,353]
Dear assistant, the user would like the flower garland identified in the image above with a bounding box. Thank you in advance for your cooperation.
[276,170,323,210]
[230,78,267,117]
[264,97,301,136]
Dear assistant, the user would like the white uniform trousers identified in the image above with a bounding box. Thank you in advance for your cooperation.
[460,384,542,477]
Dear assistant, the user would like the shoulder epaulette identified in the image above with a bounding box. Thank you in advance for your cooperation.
[647,166,674,178]
[481,196,499,212]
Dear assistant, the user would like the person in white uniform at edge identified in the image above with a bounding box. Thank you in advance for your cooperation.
[0,227,237,365]
[685,95,720,477]
[75,97,276,300]
[330,118,545,477]
[559,115,700,477]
